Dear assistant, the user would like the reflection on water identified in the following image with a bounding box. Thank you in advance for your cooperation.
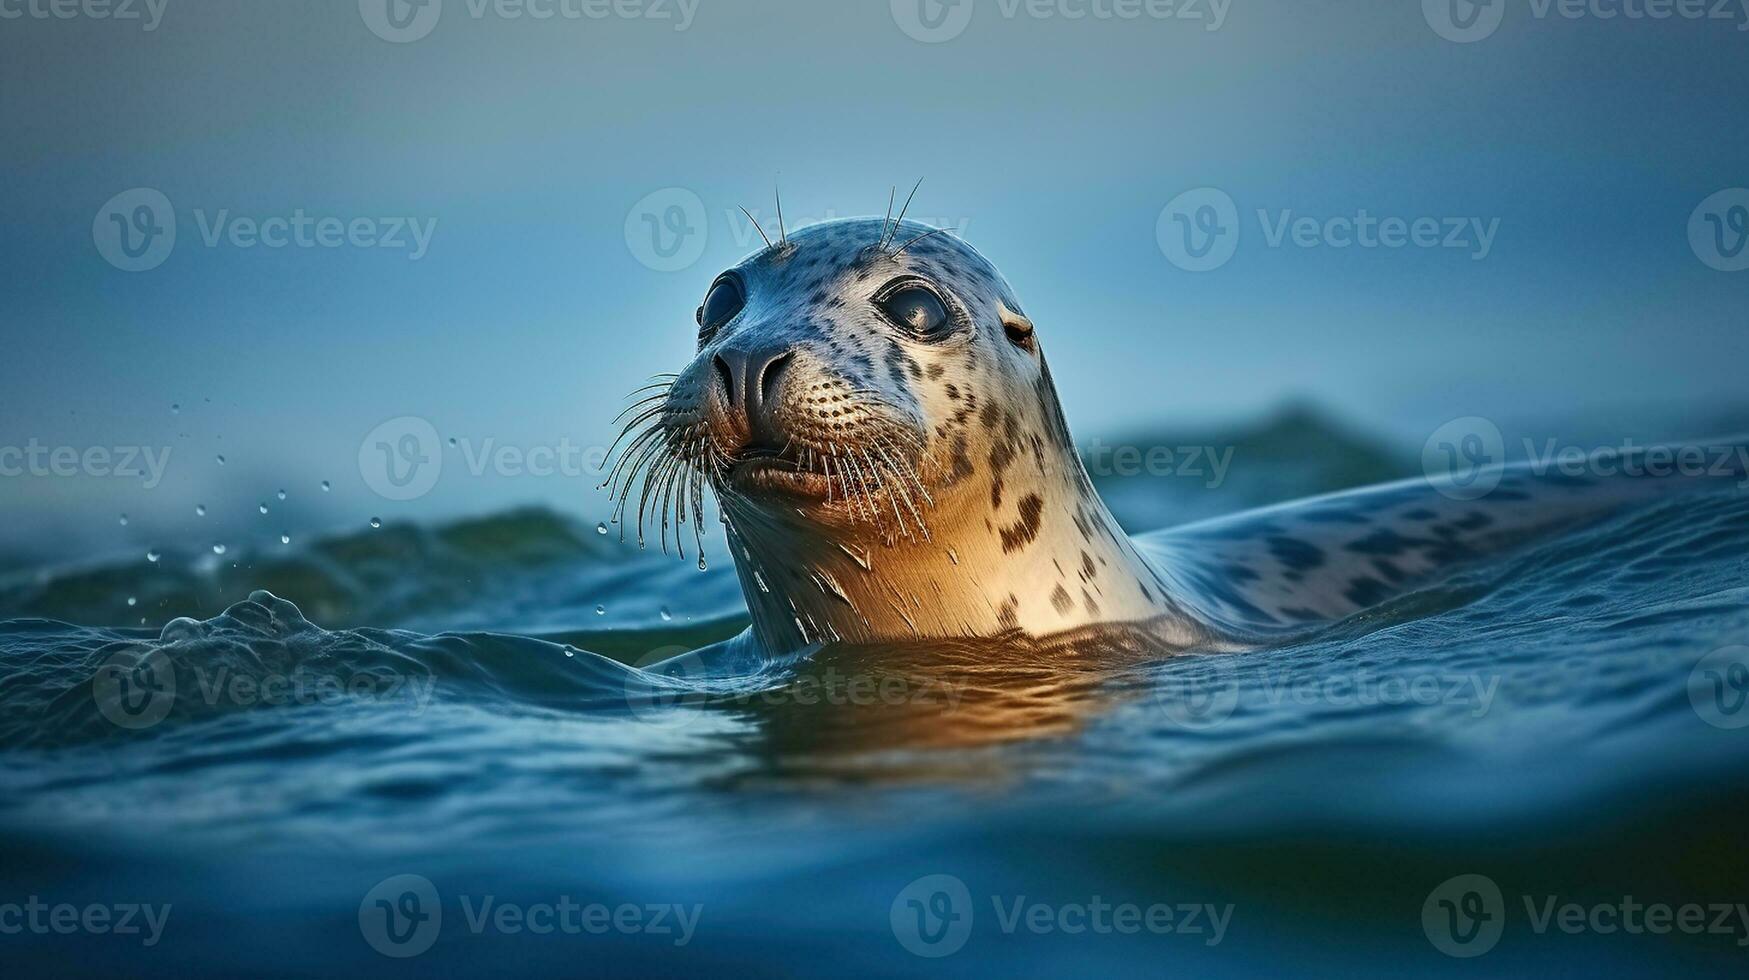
[2,454,1749,976]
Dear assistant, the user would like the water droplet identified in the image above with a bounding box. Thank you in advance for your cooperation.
[564,648,576,658]
[659,606,672,622]
[280,533,291,545]
[195,504,207,517]
[118,513,129,526]
[126,596,137,607]
[448,437,458,447]
[259,503,269,515]
[754,571,770,593]
[596,522,608,535]
[170,403,180,414]
[212,543,227,555]
[697,555,708,571]
[215,454,226,466]
[595,605,606,616]
[277,489,287,500]
[146,550,161,563]
[321,481,331,492]
[370,517,382,529]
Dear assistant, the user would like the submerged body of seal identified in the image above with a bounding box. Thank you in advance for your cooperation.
[605,214,1737,656]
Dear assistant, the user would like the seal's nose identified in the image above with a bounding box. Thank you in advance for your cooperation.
[711,346,794,448]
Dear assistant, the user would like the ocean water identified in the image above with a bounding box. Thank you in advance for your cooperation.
[3,429,1748,977]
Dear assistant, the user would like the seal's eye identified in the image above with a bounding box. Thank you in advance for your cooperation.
[876,282,951,340]
[697,276,744,340]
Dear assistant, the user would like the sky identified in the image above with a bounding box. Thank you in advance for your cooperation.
[1,0,1746,558]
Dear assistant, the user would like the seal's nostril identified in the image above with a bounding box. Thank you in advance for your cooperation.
[713,354,735,408]
[758,351,794,412]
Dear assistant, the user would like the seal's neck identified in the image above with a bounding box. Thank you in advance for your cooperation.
[719,454,1192,653]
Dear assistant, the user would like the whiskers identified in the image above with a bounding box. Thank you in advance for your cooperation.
[598,375,721,563]
[600,377,940,562]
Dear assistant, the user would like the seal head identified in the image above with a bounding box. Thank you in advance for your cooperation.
[609,217,1190,653]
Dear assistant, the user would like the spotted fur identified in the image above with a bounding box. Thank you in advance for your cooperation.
[617,216,1743,655]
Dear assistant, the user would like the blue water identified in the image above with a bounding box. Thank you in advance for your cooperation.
[3,435,1749,976]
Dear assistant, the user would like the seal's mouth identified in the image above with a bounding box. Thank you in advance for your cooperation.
[725,446,831,498]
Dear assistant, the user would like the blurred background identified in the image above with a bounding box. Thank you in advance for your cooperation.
[3,0,1746,571]
[5,5,1749,977]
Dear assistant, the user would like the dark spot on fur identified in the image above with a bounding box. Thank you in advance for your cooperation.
[1267,536,1326,573]
[999,493,1045,553]
[1050,584,1073,614]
